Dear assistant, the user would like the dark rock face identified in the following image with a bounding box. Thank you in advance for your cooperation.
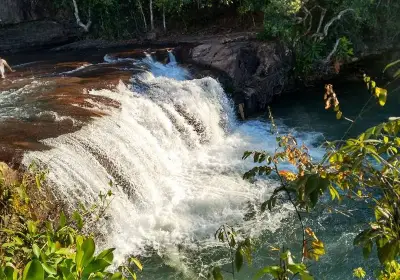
[0,0,78,53]
[188,41,293,116]
[0,20,80,53]
[0,0,50,25]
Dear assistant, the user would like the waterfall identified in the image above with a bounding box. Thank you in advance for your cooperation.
[142,52,189,81]
[22,52,322,275]
[168,50,177,64]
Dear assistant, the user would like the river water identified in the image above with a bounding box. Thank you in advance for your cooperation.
[1,48,399,279]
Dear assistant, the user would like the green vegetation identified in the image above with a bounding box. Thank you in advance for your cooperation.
[0,163,142,279]
[209,61,400,279]
[54,0,399,78]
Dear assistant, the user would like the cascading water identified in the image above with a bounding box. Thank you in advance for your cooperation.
[142,52,189,80]
[21,52,325,278]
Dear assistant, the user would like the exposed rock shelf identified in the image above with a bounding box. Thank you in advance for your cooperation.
[179,39,293,117]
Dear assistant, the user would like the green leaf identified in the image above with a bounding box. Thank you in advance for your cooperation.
[300,272,314,280]
[32,244,41,259]
[27,220,37,235]
[393,69,400,80]
[35,175,41,189]
[362,241,373,259]
[242,151,252,160]
[383,59,400,73]
[354,229,377,246]
[235,248,244,272]
[304,175,318,195]
[1,243,15,248]
[13,236,24,246]
[82,259,111,277]
[55,248,73,256]
[329,153,343,164]
[258,153,266,163]
[329,185,340,201]
[111,272,124,279]
[375,206,390,221]
[59,212,67,229]
[23,260,44,280]
[123,266,137,280]
[130,257,143,271]
[383,136,389,144]
[287,263,306,274]
[97,248,115,264]
[72,211,84,230]
[309,191,319,208]
[81,238,96,268]
[241,239,253,265]
[254,266,283,279]
[4,266,18,280]
[377,241,397,264]
[42,263,57,275]
[212,267,223,280]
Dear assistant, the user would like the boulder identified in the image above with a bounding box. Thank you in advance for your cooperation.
[0,20,80,53]
[0,0,51,25]
[188,40,293,117]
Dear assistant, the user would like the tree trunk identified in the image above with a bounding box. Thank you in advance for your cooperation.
[162,5,166,32]
[149,0,154,30]
[71,0,92,32]
[137,0,147,31]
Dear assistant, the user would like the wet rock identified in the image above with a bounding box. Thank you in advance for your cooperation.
[0,62,132,165]
[186,40,293,117]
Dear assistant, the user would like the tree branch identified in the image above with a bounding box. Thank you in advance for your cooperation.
[301,6,313,34]
[72,0,92,32]
[322,8,354,38]
[314,6,327,36]
[323,38,341,63]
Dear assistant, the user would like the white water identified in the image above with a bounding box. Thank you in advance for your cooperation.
[35,111,81,126]
[142,52,189,80]
[60,63,92,75]
[0,80,45,120]
[22,54,324,276]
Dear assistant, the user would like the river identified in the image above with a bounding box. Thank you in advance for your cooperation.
[1,48,399,279]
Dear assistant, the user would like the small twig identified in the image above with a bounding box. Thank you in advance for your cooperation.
[273,163,306,262]
[343,117,354,122]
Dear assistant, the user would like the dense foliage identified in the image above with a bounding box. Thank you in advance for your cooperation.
[54,0,399,79]
[0,163,142,279]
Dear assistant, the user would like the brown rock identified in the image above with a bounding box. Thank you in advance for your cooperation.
[188,40,293,115]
